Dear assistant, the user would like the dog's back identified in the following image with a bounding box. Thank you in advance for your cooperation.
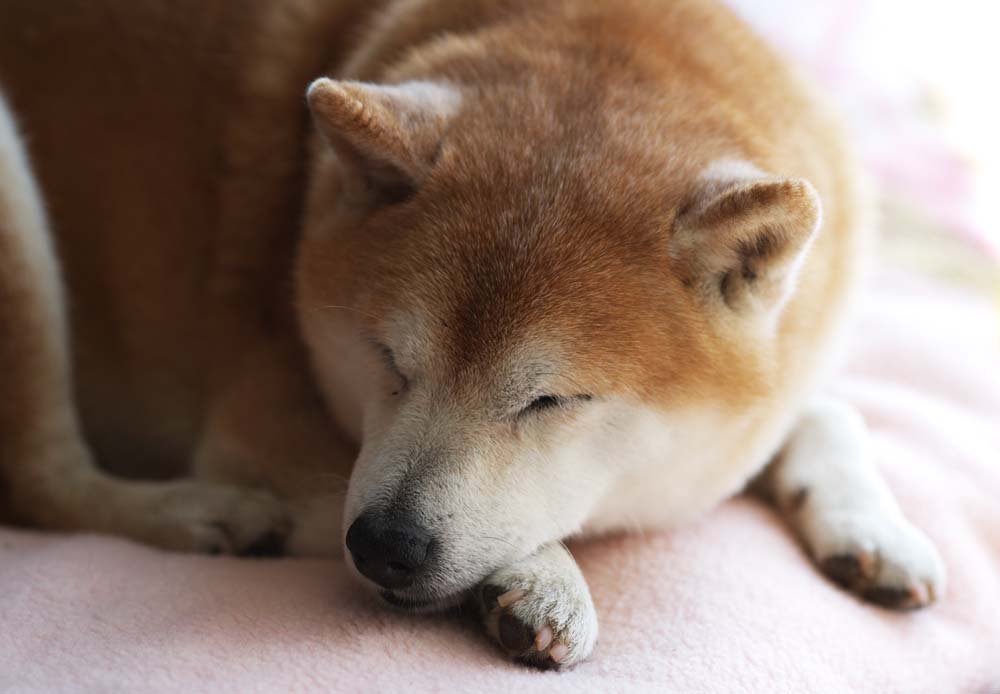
[0,0,373,472]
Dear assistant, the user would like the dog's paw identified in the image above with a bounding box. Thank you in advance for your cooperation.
[143,481,291,556]
[476,545,598,669]
[810,509,946,609]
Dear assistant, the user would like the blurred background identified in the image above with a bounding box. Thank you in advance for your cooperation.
[729,0,1000,302]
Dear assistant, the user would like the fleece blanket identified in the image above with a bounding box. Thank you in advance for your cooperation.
[1,270,998,694]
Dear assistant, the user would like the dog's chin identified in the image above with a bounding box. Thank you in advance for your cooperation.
[378,588,468,613]
[343,550,476,612]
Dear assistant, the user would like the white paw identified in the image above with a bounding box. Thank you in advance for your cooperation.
[808,508,946,609]
[476,546,598,669]
[142,481,291,555]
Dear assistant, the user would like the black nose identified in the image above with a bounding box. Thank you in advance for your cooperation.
[345,512,433,589]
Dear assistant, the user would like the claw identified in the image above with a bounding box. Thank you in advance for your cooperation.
[535,625,553,651]
[496,588,526,608]
[549,642,568,663]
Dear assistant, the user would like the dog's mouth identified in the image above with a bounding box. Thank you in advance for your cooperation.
[378,588,467,612]
[379,590,434,609]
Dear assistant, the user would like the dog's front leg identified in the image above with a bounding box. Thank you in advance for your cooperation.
[473,541,598,669]
[759,398,946,608]
[191,340,356,556]
[0,95,290,554]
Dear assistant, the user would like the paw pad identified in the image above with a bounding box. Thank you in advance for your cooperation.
[820,551,937,610]
[498,612,534,651]
[478,584,570,669]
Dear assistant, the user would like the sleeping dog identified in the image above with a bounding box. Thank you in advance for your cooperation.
[0,0,944,667]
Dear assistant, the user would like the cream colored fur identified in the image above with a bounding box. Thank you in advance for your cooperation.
[0,0,943,669]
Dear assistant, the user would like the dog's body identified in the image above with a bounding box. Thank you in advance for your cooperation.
[1,0,944,667]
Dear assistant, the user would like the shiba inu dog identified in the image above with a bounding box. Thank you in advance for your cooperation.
[0,0,945,668]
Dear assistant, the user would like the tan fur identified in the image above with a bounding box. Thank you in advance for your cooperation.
[296,0,868,541]
[0,0,376,552]
[0,0,863,563]
[1,0,908,667]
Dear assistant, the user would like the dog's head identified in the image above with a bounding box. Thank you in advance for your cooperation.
[295,66,820,608]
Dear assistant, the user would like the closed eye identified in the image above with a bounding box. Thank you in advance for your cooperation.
[518,393,592,419]
[377,344,408,394]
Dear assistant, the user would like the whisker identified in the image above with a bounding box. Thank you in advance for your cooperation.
[481,534,521,552]
[298,472,351,490]
[313,304,381,321]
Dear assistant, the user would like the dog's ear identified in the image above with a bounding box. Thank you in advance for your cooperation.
[307,78,461,202]
[670,161,821,324]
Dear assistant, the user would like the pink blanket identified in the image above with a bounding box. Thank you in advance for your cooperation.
[1,271,998,693]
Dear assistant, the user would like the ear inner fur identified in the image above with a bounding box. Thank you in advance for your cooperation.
[307,78,461,195]
[672,172,822,318]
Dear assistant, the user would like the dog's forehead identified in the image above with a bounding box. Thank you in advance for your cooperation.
[366,103,707,395]
[384,299,563,379]
[382,222,664,396]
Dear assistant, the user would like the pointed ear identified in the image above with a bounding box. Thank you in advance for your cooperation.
[670,162,821,321]
[307,78,461,201]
